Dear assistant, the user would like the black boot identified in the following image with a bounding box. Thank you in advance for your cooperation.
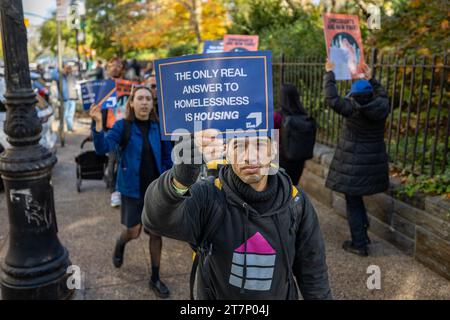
[342,240,369,257]
[113,237,126,268]
[149,278,170,298]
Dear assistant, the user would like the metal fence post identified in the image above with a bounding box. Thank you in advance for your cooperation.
[371,47,378,79]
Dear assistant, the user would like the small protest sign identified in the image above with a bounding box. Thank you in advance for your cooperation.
[323,13,365,80]
[115,79,140,98]
[223,35,259,52]
[80,79,117,110]
[203,40,224,54]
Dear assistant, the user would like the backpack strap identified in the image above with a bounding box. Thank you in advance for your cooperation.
[292,185,299,198]
[290,185,305,233]
[189,177,225,300]
[189,252,200,300]
[287,184,306,298]
[214,177,222,190]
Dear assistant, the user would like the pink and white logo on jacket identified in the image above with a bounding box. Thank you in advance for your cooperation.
[229,232,276,291]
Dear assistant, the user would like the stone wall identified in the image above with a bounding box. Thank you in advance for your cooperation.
[299,143,450,280]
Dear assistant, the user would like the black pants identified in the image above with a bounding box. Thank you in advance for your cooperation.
[345,195,370,249]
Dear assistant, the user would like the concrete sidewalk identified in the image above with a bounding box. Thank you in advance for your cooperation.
[1,119,449,300]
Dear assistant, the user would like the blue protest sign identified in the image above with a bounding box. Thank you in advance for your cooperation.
[80,79,117,110]
[80,81,96,110]
[203,40,224,54]
[155,51,273,141]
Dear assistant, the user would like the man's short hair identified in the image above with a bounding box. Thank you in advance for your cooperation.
[107,57,124,68]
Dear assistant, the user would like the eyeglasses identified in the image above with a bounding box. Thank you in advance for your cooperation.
[131,84,150,91]
[131,84,157,91]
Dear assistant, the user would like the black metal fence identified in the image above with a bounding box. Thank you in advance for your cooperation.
[273,49,449,178]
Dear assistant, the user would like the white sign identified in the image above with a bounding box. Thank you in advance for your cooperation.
[77,1,86,16]
[77,31,85,42]
[67,4,81,30]
[56,0,70,21]
[367,4,381,30]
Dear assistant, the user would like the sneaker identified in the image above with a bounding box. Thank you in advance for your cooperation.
[113,237,126,268]
[149,279,170,299]
[342,240,369,257]
[111,191,121,207]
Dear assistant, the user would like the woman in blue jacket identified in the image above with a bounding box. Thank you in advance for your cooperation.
[89,85,173,298]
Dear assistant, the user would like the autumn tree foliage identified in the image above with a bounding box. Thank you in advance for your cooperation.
[39,0,448,60]
[367,0,449,56]
[86,0,230,59]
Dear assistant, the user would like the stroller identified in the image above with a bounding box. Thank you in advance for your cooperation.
[75,135,109,192]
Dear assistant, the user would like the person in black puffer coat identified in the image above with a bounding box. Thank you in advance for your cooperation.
[323,60,390,257]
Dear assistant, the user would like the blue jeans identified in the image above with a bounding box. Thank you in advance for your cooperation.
[345,195,370,249]
[64,100,76,131]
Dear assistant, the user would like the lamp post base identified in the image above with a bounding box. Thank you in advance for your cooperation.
[0,145,73,300]
[1,248,74,300]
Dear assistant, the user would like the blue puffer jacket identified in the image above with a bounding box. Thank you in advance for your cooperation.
[93,119,173,199]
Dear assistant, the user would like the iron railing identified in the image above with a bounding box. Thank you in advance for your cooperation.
[273,49,449,178]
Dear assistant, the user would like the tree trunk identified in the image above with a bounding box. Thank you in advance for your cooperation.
[178,0,202,44]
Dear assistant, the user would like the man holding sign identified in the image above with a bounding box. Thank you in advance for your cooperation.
[52,64,78,132]
[142,51,332,300]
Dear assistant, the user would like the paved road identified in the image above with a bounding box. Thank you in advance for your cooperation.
[1,118,449,300]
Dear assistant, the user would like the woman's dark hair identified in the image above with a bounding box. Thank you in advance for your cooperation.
[279,84,308,116]
[125,86,158,122]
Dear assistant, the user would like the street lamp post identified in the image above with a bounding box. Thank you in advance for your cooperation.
[69,0,82,77]
[0,0,73,299]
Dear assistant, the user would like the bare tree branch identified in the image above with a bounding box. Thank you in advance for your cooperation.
[356,0,370,18]
[284,0,297,12]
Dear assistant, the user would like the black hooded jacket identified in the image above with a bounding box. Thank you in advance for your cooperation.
[280,84,308,117]
[323,71,390,196]
[142,165,332,300]
[278,84,316,162]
